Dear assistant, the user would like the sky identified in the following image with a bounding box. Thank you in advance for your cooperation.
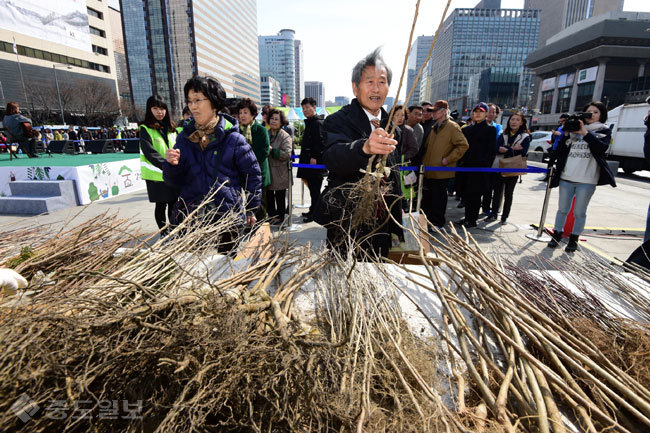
[257,0,650,103]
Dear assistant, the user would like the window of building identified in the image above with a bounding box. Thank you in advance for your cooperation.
[92,45,108,55]
[87,7,103,19]
[575,83,595,111]
[89,26,106,37]
[541,90,553,114]
[557,87,571,113]
[0,40,110,74]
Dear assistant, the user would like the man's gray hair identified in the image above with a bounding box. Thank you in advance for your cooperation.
[351,48,392,86]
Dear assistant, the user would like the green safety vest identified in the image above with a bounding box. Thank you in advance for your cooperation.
[139,124,177,182]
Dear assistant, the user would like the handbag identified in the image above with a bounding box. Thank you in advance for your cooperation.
[498,154,527,177]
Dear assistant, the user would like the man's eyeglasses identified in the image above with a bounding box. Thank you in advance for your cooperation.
[186,98,209,106]
[426,108,439,113]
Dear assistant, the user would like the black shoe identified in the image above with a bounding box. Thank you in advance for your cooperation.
[485,214,497,222]
[302,216,314,223]
[547,230,562,248]
[465,220,477,228]
[454,219,466,226]
[565,234,579,252]
[457,201,465,208]
[500,219,507,225]
[302,211,312,218]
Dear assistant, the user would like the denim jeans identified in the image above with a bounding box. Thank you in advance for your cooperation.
[553,180,596,235]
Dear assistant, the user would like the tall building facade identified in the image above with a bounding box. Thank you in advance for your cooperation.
[260,76,281,107]
[525,0,623,48]
[427,3,540,111]
[304,81,324,107]
[0,0,118,118]
[405,35,434,106]
[525,11,650,128]
[294,39,304,105]
[121,0,260,118]
[258,29,297,106]
[523,0,623,109]
[107,4,131,107]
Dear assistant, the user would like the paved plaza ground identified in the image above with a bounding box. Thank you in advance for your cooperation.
[1,161,648,267]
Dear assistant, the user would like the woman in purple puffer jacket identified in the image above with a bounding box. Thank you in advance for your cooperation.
[163,76,262,238]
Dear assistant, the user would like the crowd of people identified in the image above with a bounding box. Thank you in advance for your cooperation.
[132,48,624,258]
[0,103,140,158]
[0,48,617,258]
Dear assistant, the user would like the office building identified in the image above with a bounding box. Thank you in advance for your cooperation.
[294,39,304,105]
[525,0,623,48]
[259,29,298,106]
[405,35,434,106]
[107,3,130,109]
[524,0,623,109]
[261,76,282,107]
[334,96,349,106]
[525,11,650,128]
[121,0,260,118]
[425,1,539,112]
[0,0,119,121]
[304,81,324,107]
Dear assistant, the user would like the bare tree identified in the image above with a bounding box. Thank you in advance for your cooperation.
[72,80,120,125]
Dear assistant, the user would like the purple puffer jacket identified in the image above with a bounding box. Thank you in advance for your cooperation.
[163,114,262,218]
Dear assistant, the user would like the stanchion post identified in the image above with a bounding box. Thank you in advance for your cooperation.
[285,161,301,232]
[416,165,425,213]
[295,179,309,208]
[526,166,554,242]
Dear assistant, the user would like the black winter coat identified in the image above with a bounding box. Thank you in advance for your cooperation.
[297,114,327,178]
[323,99,401,189]
[320,98,402,240]
[550,125,616,188]
[458,120,497,194]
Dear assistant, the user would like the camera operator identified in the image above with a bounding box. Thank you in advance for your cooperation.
[547,101,616,253]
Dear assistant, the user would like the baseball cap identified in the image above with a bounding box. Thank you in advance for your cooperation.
[433,100,449,111]
[473,102,489,112]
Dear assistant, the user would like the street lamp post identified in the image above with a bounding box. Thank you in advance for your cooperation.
[52,64,66,125]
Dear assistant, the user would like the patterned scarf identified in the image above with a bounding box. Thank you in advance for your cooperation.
[240,122,253,145]
[188,117,219,150]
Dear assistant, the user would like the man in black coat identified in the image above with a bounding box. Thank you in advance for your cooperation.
[320,48,402,258]
[298,97,327,222]
[457,102,497,227]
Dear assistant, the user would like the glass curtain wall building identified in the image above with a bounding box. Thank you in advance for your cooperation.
[121,0,260,118]
[427,6,540,111]
[406,35,433,106]
[259,29,297,106]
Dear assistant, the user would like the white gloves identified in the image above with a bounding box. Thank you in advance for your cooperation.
[0,268,28,292]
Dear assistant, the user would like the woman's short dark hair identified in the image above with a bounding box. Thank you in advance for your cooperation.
[504,111,530,135]
[583,101,608,123]
[237,98,258,117]
[143,95,176,130]
[5,102,19,115]
[267,108,287,127]
[183,76,226,112]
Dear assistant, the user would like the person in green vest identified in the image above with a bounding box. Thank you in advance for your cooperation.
[140,95,180,235]
[237,98,270,219]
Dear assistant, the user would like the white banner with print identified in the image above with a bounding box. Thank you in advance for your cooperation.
[0,158,145,205]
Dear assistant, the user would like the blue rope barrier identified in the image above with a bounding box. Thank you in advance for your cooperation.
[400,165,547,174]
[290,162,547,174]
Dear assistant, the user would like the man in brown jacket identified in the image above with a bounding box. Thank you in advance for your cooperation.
[414,100,469,228]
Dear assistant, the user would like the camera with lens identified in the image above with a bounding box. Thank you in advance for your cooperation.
[563,112,592,132]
